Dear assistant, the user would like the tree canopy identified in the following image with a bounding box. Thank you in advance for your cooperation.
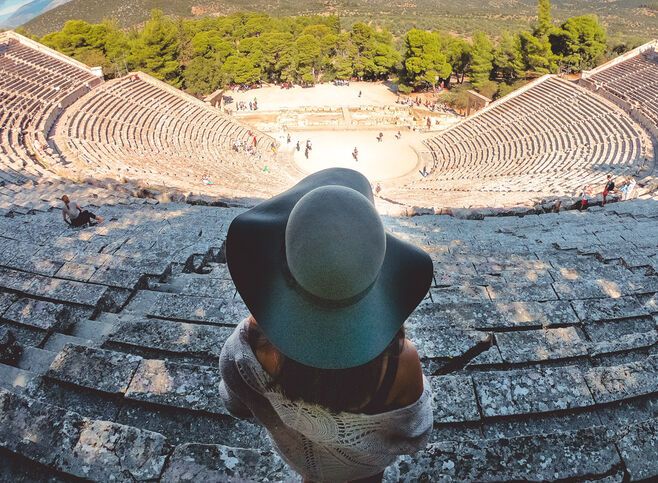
[38,2,617,98]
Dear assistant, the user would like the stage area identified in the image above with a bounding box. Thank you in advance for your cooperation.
[281,130,423,181]
[229,81,398,110]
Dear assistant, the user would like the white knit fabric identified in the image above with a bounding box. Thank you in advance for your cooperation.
[219,319,433,482]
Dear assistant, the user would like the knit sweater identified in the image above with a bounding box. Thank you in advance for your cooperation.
[218,319,434,482]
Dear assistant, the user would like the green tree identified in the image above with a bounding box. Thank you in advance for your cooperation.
[129,10,181,86]
[519,30,558,75]
[349,23,400,80]
[443,36,471,84]
[470,31,494,88]
[295,34,322,84]
[221,55,260,85]
[493,31,524,81]
[551,15,607,72]
[537,0,553,37]
[401,29,452,91]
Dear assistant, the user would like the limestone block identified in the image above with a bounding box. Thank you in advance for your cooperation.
[46,344,142,394]
[473,366,594,417]
[125,359,226,414]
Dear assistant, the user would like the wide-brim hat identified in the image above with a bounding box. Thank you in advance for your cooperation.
[226,168,433,369]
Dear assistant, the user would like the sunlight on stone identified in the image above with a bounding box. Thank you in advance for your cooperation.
[130,360,174,395]
[596,279,622,298]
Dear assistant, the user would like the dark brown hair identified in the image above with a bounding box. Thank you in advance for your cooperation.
[248,319,405,414]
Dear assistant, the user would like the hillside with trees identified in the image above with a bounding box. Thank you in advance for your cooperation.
[29,0,631,107]
[20,0,658,42]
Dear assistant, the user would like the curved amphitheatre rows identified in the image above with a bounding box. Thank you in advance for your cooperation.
[0,30,658,481]
[385,73,657,209]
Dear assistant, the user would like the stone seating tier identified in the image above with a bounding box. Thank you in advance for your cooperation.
[54,73,292,201]
[0,197,657,481]
[0,33,101,189]
[387,76,652,209]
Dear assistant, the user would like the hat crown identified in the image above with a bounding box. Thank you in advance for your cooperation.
[285,185,386,302]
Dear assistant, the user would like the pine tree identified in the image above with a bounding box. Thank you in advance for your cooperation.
[470,32,494,87]
[537,0,553,36]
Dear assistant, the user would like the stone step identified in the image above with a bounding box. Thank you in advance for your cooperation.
[42,333,100,353]
[0,388,170,481]
[16,346,57,374]
[0,362,39,394]
[71,318,116,340]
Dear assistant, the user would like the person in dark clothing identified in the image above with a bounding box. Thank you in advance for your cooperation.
[61,195,104,227]
[602,175,615,206]
[296,141,301,152]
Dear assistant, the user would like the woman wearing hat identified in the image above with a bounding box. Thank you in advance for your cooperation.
[219,168,434,482]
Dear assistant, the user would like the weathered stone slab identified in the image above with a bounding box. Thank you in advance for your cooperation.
[473,366,594,417]
[56,262,97,282]
[584,356,658,404]
[125,359,226,414]
[0,267,36,292]
[486,283,557,302]
[3,298,69,331]
[407,326,491,361]
[589,331,658,357]
[0,388,80,467]
[4,257,63,277]
[426,285,489,305]
[572,296,649,322]
[640,293,658,314]
[46,344,142,394]
[161,443,297,482]
[409,300,578,330]
[496,327,589,363]
[29,277,107,307]
[429,375,480,423]
[169,277,237,299]
[482,410,604,439]
[616,417,658,481]
[89,267,143,289]
[0,327,21,364]
[148,293,227,324]
[109,316,232,358]
[0,292,17,316]
[553,280,629,300]
[467,345,503,366]
[57,419,170,481]
[395,426,620,481]
[584,317,657,343]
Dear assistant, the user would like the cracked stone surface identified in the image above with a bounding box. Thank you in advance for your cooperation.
[58,419,170,481]
[487,282,557,302]
[473,366,595,417]
[109,316,232,359]
[572,296,649,322]
[3,298,69,332]
[148,293,229,325]
[125,359,226,414]
[584,355,658,404]
[407,326,490,361]
[496,327,589,363]
[616,417,658,481]
[161,443,298,482]
[429,376,480,423]
[0,388,80,467]
[408,300,579,330]
[46,344,142,394]
[395,426,620,481]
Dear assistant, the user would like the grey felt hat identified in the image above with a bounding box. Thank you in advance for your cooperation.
[226,168,433,369]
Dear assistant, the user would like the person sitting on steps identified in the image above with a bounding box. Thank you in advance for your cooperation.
[61,195,104,227]
[219,168,434,483]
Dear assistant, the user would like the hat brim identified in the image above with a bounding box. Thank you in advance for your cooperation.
[226,168,433,369]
